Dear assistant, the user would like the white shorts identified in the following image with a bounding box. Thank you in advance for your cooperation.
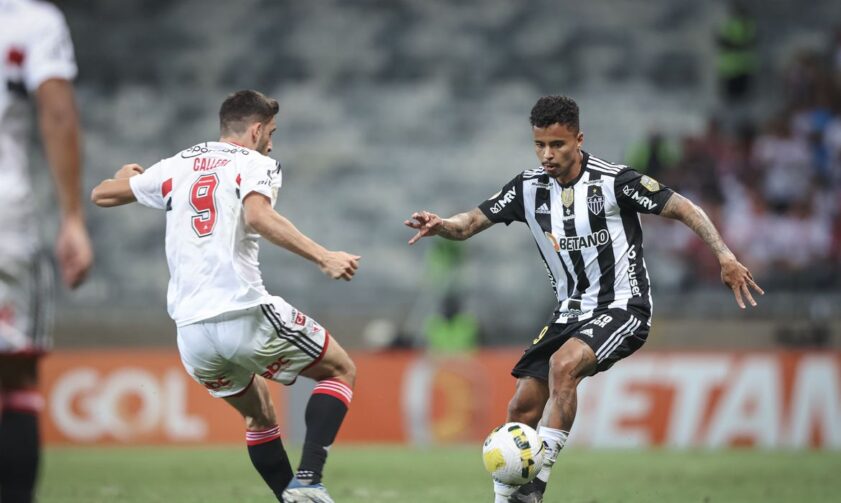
[176,296,329,398]
[0,253,54,356]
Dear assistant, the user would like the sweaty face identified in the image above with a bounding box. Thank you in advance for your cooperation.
[533,123,583,181]
[255,117,277,155]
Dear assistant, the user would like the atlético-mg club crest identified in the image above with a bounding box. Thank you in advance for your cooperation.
[587,192,604,215]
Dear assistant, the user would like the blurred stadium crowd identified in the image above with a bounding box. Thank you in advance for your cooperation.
[639,22,841,292]
[32,0,840,345]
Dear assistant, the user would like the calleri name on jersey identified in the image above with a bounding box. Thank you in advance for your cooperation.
[129,142,282,327]
[478,152,674,323]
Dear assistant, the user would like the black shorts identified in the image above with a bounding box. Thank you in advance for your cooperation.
[512,308,649,381]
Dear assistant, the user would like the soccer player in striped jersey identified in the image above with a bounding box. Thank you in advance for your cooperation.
[91,90,359,503]
[405,95,763,503]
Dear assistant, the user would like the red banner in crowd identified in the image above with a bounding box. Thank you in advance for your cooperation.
[40,350,841,448]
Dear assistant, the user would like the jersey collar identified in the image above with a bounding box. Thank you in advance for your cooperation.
[555,151,589,188]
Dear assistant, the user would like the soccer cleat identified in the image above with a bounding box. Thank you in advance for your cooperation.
[281,477,335,503]
[508,479,546,503]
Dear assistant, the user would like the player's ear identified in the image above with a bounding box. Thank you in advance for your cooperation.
[577,130,584,149]
[250,121,263,143]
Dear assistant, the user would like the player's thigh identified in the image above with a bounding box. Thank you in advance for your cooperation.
[176,321,252,398]
[235,298,344,386]
[511,322,572,382]
[570,309,649,374]
[223,376,277,430]
[0,253,54,365]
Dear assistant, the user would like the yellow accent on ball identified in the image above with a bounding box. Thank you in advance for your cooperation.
[483,448,506,473]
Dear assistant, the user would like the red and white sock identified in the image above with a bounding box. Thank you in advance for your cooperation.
[311,378,353,407]
[3,389,44,415]
[296,378,353,485]
[246,425,281,446]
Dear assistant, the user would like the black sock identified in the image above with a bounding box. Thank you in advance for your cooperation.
[0,409,40,503]
[296,379,352,485]
[246,428,293,500]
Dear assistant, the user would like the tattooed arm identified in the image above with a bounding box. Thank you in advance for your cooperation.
[660,193,764,308]
[404,208,494,244]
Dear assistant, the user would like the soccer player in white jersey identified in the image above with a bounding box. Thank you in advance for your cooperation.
[91,90,359,503]
[0,1,93,501]
[405,95,764,503]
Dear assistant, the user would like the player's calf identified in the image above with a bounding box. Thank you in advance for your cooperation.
[0,388,44,503]
[295,336,355,487]
[506,377,548,428]
[225,377,293,500]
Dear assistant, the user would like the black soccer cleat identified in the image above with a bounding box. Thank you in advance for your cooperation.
[508,479,547,503]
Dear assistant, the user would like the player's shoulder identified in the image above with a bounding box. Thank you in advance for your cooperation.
[521,166,546,180]
[248,149,280,171]
[3,0,68,30]
[584,152,630,179]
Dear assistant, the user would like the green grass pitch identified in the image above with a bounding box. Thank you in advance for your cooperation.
[41,445,841,502]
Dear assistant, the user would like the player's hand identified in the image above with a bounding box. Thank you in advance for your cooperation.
[115,163,144,179]
[720,256,764,309]
[319,251,361,281]
[404,211,443,245]
[55,215,93,289]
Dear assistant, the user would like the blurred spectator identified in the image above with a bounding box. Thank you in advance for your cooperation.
[402,240,471,347]
[723,186,774,277]
[716,1,758,103]
[625,129,679,180]
[424,293,479,354]
[675,122,726,205]
[718,121,760,181]
[824,102,841,184]
[783,50,826,111]
[762,196,835,288]
[751,114,813,212]
[829,25,841,88]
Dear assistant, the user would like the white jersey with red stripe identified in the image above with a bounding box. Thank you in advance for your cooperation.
[0,0,77,263]
[129,141,282,326]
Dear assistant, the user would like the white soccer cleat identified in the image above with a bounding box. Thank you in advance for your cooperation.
[282,478,335,503]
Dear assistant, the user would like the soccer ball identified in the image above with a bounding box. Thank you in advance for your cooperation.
[482,422,545,485]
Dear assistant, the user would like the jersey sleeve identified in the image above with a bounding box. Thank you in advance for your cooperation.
[614,169,674,214]
[240,156,281,205]
[478,173,525,225]
[128,161,167,210]
[23,5,78,92]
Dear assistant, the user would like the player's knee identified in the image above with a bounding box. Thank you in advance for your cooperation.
[0,356,38,390]
[333,356,356,388]
[548,351,585,388]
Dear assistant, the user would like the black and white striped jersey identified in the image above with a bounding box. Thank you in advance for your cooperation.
[478,151,674,324]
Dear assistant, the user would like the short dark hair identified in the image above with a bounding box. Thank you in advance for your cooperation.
[529,95,579,131]
[219,90,279,135]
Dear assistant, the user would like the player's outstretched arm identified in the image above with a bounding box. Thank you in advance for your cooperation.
[90,164,144,207]
[37,78,92,288]
[404,208,493,245]
[659,192,764,308]
[243,193,360,281]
